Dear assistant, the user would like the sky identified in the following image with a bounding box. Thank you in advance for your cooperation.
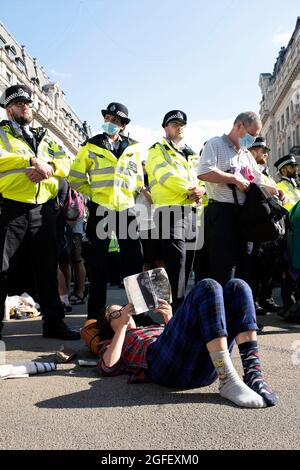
[1,0,300,154]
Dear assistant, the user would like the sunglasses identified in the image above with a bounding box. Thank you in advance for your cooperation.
[105,306,124,323]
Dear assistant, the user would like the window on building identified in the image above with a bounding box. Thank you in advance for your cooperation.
[296,125,300,146]
[277,121,280,135]
[287,136,291,152]
[0,34,6,48]
[293,130,296,146]
[281,143,285,156]
[281,114,285,129]
[16,58,26,74]
[278,147,281,159]
[291,101,294,114]
[54,93,59,109]
[6,72,12,83]
[5,45,17,60]
[286,107,290,123]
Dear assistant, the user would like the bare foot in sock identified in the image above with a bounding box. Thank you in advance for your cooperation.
[210,351,265,408]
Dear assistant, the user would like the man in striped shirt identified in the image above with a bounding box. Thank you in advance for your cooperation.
[198,112,279,285]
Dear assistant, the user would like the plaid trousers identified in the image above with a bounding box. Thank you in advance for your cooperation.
[146,278,258,388]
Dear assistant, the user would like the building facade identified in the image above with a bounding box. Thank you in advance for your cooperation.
[259,17,300,173]
[0,22,90,158]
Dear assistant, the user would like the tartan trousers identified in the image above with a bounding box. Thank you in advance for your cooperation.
[146,278,258,388]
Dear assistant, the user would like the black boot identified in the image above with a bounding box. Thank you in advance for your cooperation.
[43,320,80,340]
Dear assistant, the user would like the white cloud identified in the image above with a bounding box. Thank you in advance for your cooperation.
[50,69,72,79]
[127,119,233,158]
[272,31,292,46]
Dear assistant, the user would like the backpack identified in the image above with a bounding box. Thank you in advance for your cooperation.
[63,187,85,223]
[287,200,300,271]
[231,183,288,243]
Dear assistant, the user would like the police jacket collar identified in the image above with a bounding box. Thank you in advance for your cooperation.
[165,138,195,159]
[0,120,46,147]
[86,133,137,148]
[280,176,300,189]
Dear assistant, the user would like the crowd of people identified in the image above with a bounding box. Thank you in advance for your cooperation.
[1,83,300,408]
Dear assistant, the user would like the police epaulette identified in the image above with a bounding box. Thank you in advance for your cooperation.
[149,142,160,150]
[126,136,138,146]
[86,134,107,147]
[183,145,195,157]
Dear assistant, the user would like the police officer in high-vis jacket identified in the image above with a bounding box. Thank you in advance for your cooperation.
[0,84,79,340]
[69,102,144,318]
[274,154,300,211]
[146,110,205,310]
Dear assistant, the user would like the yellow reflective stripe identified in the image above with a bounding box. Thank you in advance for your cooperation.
[153,161,169,177]
[0,168,28,178]
[89,167,114,175]
[149,179,157,190]
[157,143,173,166]
[90,180,114,188]
[70,182,85,189]
[88,151,100,170]
[70,169,87,178]
[159,171,175,185]
[0,128,12,152]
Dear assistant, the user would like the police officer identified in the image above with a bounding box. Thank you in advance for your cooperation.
[69,102,144,318]
[274,154,300,211]
[0,84,79,340]
[146,110,205,310]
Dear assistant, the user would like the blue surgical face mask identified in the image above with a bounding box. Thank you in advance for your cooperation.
[102,122,120,136]
[239,133,256,149]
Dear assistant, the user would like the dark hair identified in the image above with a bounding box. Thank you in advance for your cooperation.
[96,306,115,340]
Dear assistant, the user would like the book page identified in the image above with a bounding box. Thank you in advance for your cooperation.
[123,268,171,314]
[150,268,172,304]
[123,273,150,314]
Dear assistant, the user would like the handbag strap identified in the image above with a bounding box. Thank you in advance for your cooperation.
[228,183,241,207]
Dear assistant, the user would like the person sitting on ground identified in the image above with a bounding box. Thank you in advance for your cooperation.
[89,278,278,408]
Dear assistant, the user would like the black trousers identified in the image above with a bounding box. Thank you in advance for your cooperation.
[0,199,64,327]
[154,206,196,311]
[204,201,251,286]
[86,203,144,319]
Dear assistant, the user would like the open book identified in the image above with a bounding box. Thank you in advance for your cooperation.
[123,268,172,314]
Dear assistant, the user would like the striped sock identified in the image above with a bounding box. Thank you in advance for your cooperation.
[238,341,278,407]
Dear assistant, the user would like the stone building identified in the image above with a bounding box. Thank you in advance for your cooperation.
[0,22,90,158]
[259,17,300,173]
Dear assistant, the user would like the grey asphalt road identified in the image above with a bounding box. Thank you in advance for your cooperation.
[1,286,300,451]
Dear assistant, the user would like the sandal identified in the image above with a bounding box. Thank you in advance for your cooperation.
[69,294,85,305]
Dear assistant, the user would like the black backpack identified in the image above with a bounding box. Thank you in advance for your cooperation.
[231,183,288,243]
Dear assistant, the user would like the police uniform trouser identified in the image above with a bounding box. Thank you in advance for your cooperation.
[154,205,196,311]
[86,202,144,319]
[204,201,251,286]
[0,199,64,327]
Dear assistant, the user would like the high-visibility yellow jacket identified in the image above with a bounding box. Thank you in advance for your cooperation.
[146,139,203,207]
[0,121,70,204]
[277,177,300,211]
[69,134,143,211]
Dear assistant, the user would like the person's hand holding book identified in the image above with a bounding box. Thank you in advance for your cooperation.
[155,299,172,325]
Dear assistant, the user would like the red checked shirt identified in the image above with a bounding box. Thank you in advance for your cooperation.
[97,326,164,383]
